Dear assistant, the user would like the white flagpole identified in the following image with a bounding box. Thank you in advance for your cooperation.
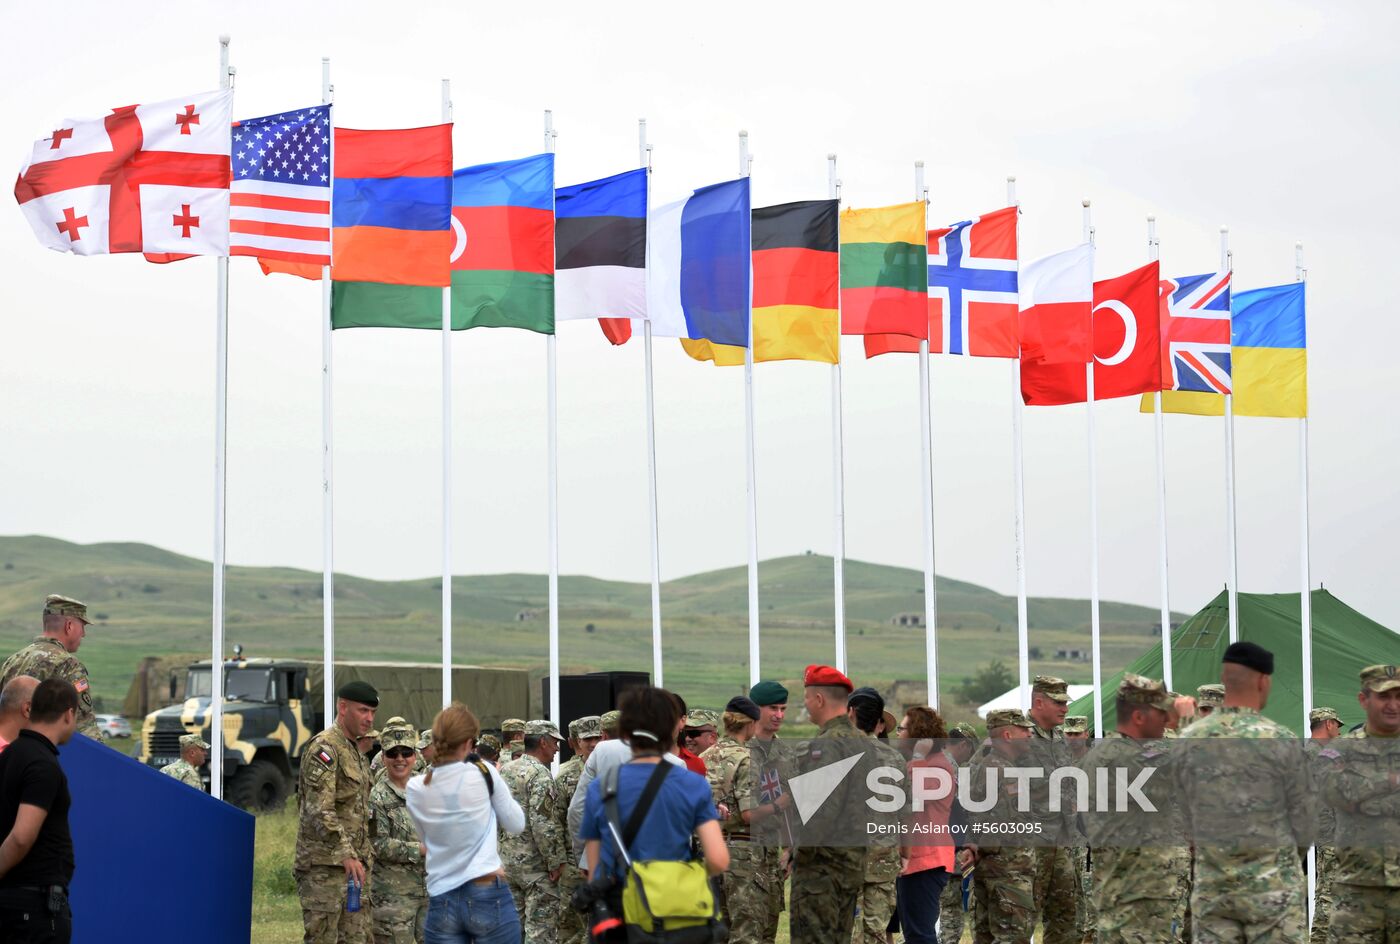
[1010,176,1031,711]
[830,154,847,673]
[1222,226,1240,643]
[210,34,233,800]
[545,111,561,730]
[640,120,663,687]
[1149,216,1173,691]
[441,79,454,706]
[1298,239,1316,929]
[916,161,938,707]
[320,57,336,731]
[1084,200,1103,738]
[740,131,761,687]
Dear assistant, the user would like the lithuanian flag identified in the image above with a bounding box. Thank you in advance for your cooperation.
[839,202,927,338]
[684,200,839,365]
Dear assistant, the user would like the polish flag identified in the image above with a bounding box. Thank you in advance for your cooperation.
[1018,244,1093,365]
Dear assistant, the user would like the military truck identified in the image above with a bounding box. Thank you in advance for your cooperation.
[138,657,530,810]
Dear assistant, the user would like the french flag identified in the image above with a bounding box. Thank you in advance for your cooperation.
[644,177,751,347]
[1018,244,1093,365]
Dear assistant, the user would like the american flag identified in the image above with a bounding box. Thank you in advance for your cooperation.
[1161,271,1232,393]
[229,105,330,268]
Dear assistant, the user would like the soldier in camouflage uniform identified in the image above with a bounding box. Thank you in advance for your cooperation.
[295,680,380,944]
[1305,706,1342,944]
[1196,684,1225,721]
[501,718,527,762]
[0,594,100,740]
[499,719,567,944]
[1077,674,1180,943]
[938,722,980,944]
[846,688,905,944]
[370,717,424,782]
[702,696,771,944]
[159,733,209,791]
[1061,715,1094,944]
[1316,664,1400,943]
[555,715,600,944]
[965,708,1040,944]
[1177,642,1315,944]
[1027,676,1081,944]
[746,681,792,944]
[369,720,427,944]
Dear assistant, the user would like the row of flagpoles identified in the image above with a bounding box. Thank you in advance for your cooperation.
[20,39,1315,797]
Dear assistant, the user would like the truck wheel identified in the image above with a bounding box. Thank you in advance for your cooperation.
[227,759,288,812]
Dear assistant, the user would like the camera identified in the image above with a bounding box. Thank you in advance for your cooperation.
[571,875,625,943]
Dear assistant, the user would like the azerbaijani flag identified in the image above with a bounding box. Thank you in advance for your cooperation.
[451,153,555,333]
[330,124,453,329]
[839,202,927,338]
[684,199,839,365]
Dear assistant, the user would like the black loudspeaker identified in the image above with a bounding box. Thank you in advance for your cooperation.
[542,671,652,762]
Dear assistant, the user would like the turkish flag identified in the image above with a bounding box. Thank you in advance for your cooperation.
[1021,261,1161,405]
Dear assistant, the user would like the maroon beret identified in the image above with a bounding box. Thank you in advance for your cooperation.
[804,664,853,692]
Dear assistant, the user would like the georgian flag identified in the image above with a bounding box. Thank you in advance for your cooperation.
[14,89,233,258]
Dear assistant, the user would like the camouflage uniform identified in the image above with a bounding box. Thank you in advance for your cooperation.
[1028,681,1081,944]
[1076,676,1181,944]
[746,734,789,943]
[554,716,598,944]
[1304,707,1341,944]
[852,735,905,944]
[969,709,1040,944]
[704,733,772,944]
[1177,705,1315,944]
[369,723,426,944]
[1316,666,1400,944]
[790,712,870,944]
[502,718,527,763]
[295,722,375,944]
[160,734,208,791]
[499,725,567,944]
[1,596,99,740]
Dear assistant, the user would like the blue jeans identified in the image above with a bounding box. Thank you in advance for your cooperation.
[424,876,520,944]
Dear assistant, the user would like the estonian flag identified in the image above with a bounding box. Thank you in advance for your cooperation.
[555,168,647,322]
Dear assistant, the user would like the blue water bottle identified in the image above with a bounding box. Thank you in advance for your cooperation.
[346,876,361,913]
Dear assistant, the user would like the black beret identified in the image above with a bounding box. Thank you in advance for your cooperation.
[725,695,761,721]
[1222,641,1274,676]
[337,679,380,707]
[847,686,885,711]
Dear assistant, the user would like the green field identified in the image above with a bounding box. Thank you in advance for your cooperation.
[0,534,1180,722]
[0,534,1179,719]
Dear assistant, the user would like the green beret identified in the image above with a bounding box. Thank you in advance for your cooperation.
[749,680,789,706]
[336,679,379,707]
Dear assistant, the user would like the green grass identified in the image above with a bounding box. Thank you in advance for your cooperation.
[0,534,1179,725]
[252,807,302,943]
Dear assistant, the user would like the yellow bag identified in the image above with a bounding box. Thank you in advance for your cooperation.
[620,859,717,935]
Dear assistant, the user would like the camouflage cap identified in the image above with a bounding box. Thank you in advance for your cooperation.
[569,715,603,739]
[1196,684,1225,707]
[179,733,210,750]
[1360,664,1400,693]
[1032,675,1070,703]
[949,721,980,742]
[418,729,433,749]
[1309,707,1340,725]
[360,729,381,741]
[985,708,1035,730]
[501,718,527,734]
[476,733,502,754]
[600,710,621,733]
[1062,715,1088,734]
[525,719,564,741]
[685,708,720,730]
[380,723,418,751]
[1117,673,1173,712]
[43,594,91,624]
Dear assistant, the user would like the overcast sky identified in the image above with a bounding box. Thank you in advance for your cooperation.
[4,1,1399,631]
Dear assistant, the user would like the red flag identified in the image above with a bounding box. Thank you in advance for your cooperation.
[1018,245,1093,365]
[1021,261,1162,405]
[599,318,632,345]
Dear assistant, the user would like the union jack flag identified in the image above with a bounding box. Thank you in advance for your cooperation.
[758,766,784,805]
[1160,271,1232,393]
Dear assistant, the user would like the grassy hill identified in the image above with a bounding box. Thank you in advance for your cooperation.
[0,534,1181,721]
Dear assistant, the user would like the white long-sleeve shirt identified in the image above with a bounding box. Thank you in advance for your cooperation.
[406,760,525,897]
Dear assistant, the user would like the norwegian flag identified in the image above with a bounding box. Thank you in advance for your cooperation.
[864,205,1019,359]
[14,90,232,258]
[1160,272,1232,393]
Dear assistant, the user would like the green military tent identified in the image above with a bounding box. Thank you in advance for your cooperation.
[1069,589,1400,736]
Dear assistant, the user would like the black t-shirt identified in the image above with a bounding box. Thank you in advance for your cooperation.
[0,729,74,887]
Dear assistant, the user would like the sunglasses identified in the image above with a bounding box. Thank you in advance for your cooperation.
[384,748,415,760]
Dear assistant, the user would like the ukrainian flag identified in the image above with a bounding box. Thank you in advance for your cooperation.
[1146,281,1307,418]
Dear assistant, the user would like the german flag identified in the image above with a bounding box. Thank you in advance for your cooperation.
[683,199,839,365]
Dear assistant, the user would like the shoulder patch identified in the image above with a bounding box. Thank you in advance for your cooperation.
[74,678,89,693]
[1318,747,1341,760]
[314,748,335,767]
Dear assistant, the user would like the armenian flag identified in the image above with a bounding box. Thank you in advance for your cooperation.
[451,153,555,333]
[839,202,926,338]
[684,199,840,366]
[330,124,453,329]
